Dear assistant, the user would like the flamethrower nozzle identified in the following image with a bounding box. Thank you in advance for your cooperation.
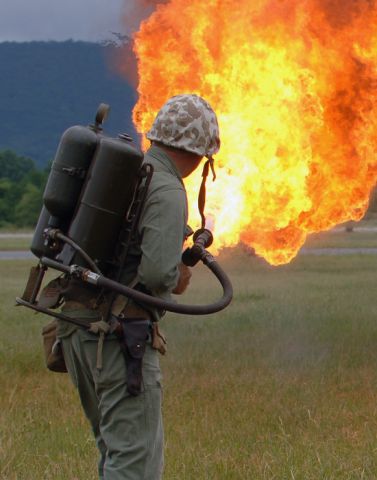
[182,228,214,267]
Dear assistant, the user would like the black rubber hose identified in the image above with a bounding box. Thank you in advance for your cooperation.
[41,256,233,315]
[95,260,233,314]
[55,232,101,275]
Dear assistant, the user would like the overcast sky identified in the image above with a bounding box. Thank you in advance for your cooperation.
[0,0,129,43]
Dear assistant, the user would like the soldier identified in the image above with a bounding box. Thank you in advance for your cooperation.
[57,94,220,480]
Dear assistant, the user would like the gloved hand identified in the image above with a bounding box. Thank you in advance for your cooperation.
[172,263,192,295]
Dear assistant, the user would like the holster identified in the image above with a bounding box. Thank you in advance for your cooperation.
[113,316,150,396]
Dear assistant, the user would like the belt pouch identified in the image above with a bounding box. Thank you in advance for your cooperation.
[41,319,68,373]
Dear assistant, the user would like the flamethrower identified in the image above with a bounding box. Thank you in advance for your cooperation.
[16,104,233,324]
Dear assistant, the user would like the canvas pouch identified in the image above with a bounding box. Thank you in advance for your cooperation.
[41,319,68,373]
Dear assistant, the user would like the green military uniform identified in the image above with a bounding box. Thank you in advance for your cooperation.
[58,145,188,480]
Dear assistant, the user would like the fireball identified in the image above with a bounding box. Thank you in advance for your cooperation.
[125,0,377,265]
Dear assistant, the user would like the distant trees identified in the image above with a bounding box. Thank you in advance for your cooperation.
[0,149,48,228]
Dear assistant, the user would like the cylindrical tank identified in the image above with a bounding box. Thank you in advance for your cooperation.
[43,125,99,225]
[30,206,70,259]
[58,135,144,271]
[30,207,54,258]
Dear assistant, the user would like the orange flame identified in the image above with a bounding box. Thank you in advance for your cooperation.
[126,0,377,265]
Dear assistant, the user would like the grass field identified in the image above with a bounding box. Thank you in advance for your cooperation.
[0,234,32,251]
[2,249,377,479]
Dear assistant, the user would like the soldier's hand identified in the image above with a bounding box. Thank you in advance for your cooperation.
[172,263,192,295]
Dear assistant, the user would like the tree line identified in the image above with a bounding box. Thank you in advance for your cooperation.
[0,150,48,228]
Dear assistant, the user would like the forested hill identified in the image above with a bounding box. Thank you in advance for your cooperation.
[0,41,137,167]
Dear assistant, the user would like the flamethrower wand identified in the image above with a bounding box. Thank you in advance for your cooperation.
[16,227,233,321]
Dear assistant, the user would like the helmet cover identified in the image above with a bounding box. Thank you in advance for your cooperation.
[146,94,220,157]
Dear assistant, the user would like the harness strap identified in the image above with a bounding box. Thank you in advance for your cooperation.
[198,157,216,229]
[88,320,111,369]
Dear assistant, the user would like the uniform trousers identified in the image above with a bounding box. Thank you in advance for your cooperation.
[62,329,164,480]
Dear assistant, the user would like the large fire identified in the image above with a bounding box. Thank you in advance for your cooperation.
[125,0,377,265]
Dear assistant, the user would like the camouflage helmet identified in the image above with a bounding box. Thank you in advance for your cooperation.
[146,94,220,157]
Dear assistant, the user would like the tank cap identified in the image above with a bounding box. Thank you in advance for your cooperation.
[90,103,110,132]
[118,133,133,142]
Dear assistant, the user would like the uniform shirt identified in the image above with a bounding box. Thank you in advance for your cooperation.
[57,145,188,336]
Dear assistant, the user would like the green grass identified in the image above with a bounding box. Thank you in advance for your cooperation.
[0,236,32,251]
[2,253,377,479]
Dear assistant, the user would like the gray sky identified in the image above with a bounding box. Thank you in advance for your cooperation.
[0,0,128,42]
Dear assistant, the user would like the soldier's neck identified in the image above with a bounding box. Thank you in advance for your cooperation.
[153,142,203,178]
